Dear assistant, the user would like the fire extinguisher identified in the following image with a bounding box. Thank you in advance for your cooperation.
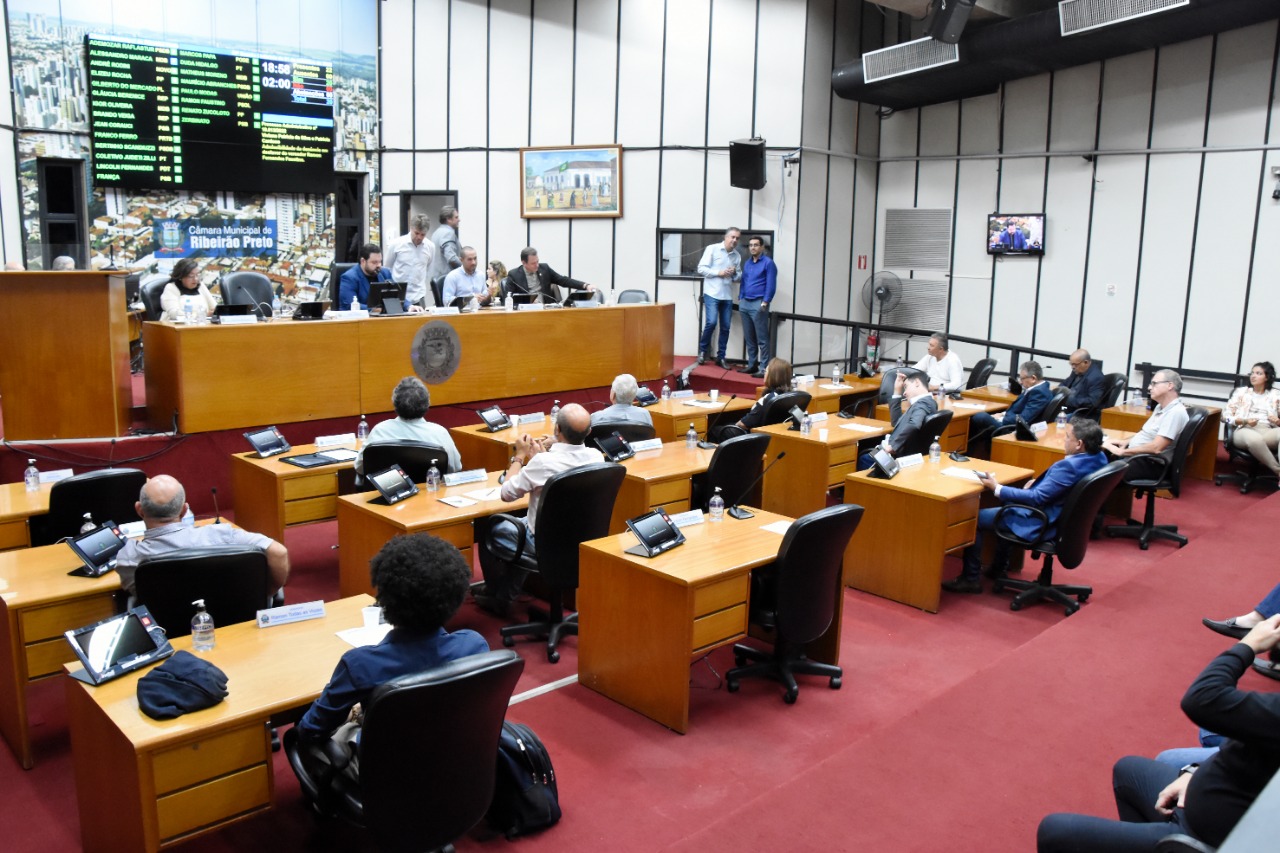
[866,329,879,372]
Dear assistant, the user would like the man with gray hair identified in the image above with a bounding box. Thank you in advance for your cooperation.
[355,376,461,474]
[591,373,654,428]
[50,255,75,271]
[114,474,290,603]
[382,212,435,308]
[428,206,463,293]
[968,360,1052,438]
[1103,369,1189,468]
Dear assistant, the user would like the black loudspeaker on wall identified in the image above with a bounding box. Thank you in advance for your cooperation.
[729,138,766,191]
[925,0,976,44]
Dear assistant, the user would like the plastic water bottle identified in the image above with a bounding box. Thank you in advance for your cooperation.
[800,414,812,436]
[181,506,195,527]
[1055,409,1068,430]
[426,459,442,492]
[191,600,215,652]
[550,400,561,423]
[23,459,39,493]
[504,293,514,311]
[356,414,369,446]
[929,437,942,463]
[832,363,842,385]
[182,299,194,324]
[272,294,281,317]
[469,294,479,312]
[79,512,96,534]
[791,376,799,391]
[708,487,725,522]
[686,423,698,448]
[661,380,671,401]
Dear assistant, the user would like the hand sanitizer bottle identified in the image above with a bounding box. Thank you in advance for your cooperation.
[708,487,725,522]
[929,437,942,463]
[23,459,39,492]
[191,599,215,651]
[686,423,698,448]
[426,459,442,492]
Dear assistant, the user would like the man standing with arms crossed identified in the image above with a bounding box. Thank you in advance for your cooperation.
[737,235,776,378]
[696,227,742,369]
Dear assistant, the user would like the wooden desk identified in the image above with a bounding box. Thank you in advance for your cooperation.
[449,422,552,474]
[961,384,1019,406]
[842,458,1035,613]
[578,510,827,733]
[991,424,1135,478]
[228,444,357,543]
[0,543,121,769]
[1100,403,1222,481]
[0,482,53,551]
[145,304,675,434]
[647,395,753,441]
[757,417,891,518]
[67,594,372,853]
[611,442,715,532]
[336,473,528,597]
[875,396,1009,452]
[757,378,880,415]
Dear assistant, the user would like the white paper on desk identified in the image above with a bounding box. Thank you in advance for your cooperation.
[950,402,989,410]
[760,520,792,535]
[681,400,720,408]
[840,423,881,433]
[317,448,358,462]
[438,496,477,508]
[464,487,503,501]
[940,467,981,481]
[337,623,393,648]
[820,383,848,390]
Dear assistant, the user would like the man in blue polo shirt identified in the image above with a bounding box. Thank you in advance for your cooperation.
[737,235,777,378]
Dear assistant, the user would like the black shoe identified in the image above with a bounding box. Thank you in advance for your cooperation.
[715,358,728,370]
[1251,659,1280,682]
[982,563,1011,580]
[1202,617,1250,640]
[752,370,765,378]
[474,593,513,618]
[738,363,758,374]
[941,576,982,594]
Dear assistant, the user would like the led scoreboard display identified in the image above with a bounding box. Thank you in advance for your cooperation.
[85,34,335,194]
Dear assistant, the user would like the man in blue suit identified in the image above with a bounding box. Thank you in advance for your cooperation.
[1057,348,1106,416]
[338,242,393,311]
[942,417,1108,594]
[968,360,1053,440]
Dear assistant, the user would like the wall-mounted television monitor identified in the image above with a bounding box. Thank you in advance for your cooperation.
[987,213,1045,256]
[85,34,335,194]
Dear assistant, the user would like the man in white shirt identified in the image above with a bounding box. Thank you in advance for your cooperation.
[475,403,604,614]
[695,227,742,369]
[914,332,965,392]
[382,213,435,308]
[441,247,493,306]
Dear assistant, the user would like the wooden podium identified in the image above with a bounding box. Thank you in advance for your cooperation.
[0,272,132,440]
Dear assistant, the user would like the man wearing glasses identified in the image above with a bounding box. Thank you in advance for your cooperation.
[1103,369,1188,478]
[1056,348,1105,416]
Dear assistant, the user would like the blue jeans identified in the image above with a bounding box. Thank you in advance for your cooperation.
[1154,746,1218,767]
[738,298,769,368]
[1257,581,1280,617]
[699,295,732,360]
[1037,756,1193,852]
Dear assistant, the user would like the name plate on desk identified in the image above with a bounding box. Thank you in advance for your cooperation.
[1030,421,1048,433]
[443,468,487,487]
[217,314,259,326]
[39,468,74,483]
[670,389,694,399]
[430,307,462,315]
[256,600,326,628]
[630,438,664,452]
[516,412,547,425]
[518,302,546,311]
[898,453,924,468]
[808,411,829,422]
[329,309,368,320]
[316,432,357,448]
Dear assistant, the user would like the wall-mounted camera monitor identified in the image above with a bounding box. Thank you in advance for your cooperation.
[987,213,1045,256]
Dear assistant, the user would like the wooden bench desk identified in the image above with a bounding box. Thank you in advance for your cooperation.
[646,395,753,442]
[758,378,880,415]
[0,481,53,551]
[756,417,891,518]
[610,442,715,532]
[961,384,1020,406]
[1100,403,1222,481]
[228,443,357,543]
[875,396,1009,453]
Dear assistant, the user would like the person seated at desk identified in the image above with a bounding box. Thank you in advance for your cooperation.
[50,255,75,271]
[294,533,488,777]
[1102,369,1189,480]
[914,332,964,393]
[1221,360,1280,480]
[338,242,393,311]
[474,403,603,616]
[590,373,653,429]
[856,369,936,470]
[968,360,1052,438]
[941,417,1108,594]
[735,358,793,431]
[115,474,290,605]
[160,258,217,322]
[502,246,595,303]
[1056,348,1105,416]
[1036,616,1280,853]
[355,376,462,475]
[487,259,507,297]
[441,247,495,306]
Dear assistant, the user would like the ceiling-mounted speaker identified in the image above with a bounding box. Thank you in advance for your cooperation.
[729,138,766,191]
[925,0,976,44]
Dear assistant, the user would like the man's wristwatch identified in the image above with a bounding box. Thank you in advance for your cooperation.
[1178,763,1199,777]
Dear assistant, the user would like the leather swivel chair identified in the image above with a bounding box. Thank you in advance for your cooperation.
[849,368,903,418]
[616,289,651,303]
[133,547,271,637]
[967,357,998,389]
[220,271,274,317]
[484,463,625,662]
[1105,407,1208,550]
[991,460,1129,615]
[361,441,454,483]
[430,274,447,308]
[139,274,169,321]
[1040,387,1071,424]
[32,468,146,546]
[326,263,356,304]
[1087,372,1129,421]
[896,409,953,458]
[690,432,771,512]
[285,649,524,852]
[1214,423,1279,494]
[761,391,812,427]
[587,421,656,445]
[726,503,865,703]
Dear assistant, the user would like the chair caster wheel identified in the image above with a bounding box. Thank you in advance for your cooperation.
[547,649,560,663]
[992,581,1004,593]
[829,676,842,690]
[727,679,739,693]
[1078,594,1090,603]
[1010,601,1022,611]
[1064,604,1079,616]
[502,636,515,647]
[1139,542,1149,551]
[783,689,798,705]
[733,655,746,667]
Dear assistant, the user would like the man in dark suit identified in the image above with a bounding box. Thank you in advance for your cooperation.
[338,242,393,311]
[502,246,596,303]
[1057,348,1106,416]
[942,417,1108,593]
[857,369,937,470]
[968,360,1053,440]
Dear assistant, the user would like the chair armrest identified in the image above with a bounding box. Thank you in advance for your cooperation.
[487,512,529,557]
[1123,452,1173,488]
[846,397,876,419]
[990,503,1051,547]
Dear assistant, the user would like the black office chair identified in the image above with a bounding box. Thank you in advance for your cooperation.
[849,368,904,418]
[896,409,953,458]
[31,468,146,546]
[690,432,771,512]
[1215,423,1279,494]
[431,274,447,308]
[139,274,169,321]
[616,289,651,304]
[1078,371,1128,421]
[133,547,271,637]
[1105,407,1208,550]
[361,441,454,483]
[485,463,626,662]
[726,503,864,703]
[587,421,656,445]
[991,460,1129,615]
[326,262,356,304]
[221,271,274,317]
[1040,387,1071,424]
[761,391,812,427]
[285,650,524,852]
[967,357,998,389]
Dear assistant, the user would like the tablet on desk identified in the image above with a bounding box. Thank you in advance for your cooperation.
[624,509,686,558]
[65,606,174,686]
[593,431,635,463]
[244,425,291,458]
[368,464,419,505]
[67,520,127,577]
[867,447,900,480]
[477,405,513,432]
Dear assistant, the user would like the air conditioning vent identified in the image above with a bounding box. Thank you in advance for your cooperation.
[1059,0,1190,37]
[862,38,959,84]
[884,208,952,271]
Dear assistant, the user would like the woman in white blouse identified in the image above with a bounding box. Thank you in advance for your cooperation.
[159,258,217,322]
[1223,361,1280,476]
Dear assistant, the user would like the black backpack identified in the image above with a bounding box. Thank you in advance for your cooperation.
[487,721,561,838]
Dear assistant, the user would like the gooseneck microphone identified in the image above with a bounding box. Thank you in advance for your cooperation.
[698,394,738,449]
[210,487,222,523]
[723,451,787,520]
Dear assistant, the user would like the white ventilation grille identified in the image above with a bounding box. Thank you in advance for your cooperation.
[884,279,950,331]
[862,38,960,84]
[1059,0,1189,36]
[884,208,952,271]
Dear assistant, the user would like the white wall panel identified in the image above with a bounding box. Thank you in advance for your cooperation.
[614,151,660,294]
[381,151,414,198]
[410,0,448,134]
[793,155,829,316]
[1149,39,1211,148]
[489,0,532,148]
[703,154,749,229]
[754,0,807,147]
[1047,64,1100,152]
[1097,52,1154,150]
[1002,76,1050,155]
[660,0,710,147]
[851,160,879,322]
[571,0,619,145]
[487,151,526,263]
[1240,146,1280,367]
[614,0,664,147]
[381,0,415,150]
[658,150,707,227]
[1033,157,1090,356]
[411,153,449,191]
[449,151,488,262]
[706,0,755,145]
[1079,154,1146,369]
[449,0,490,149]
[751,162,800,305]
[1206,24,1276,148]
[528,0,574,147]
[801,0,834,148]
[526,219,569,279]
[822,157,856,321]
[948,157,998,344]
[568,219,614,290]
